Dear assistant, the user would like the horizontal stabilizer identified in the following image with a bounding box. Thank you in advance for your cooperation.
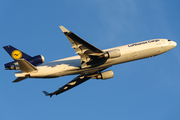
[13,77,27,83]
[17,59,37,73]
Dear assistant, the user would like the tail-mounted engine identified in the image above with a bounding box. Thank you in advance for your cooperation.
[7,62,20,70]
[93,70,114,80]
[5,55,45,70]
[102,49,121,58]
[28,55,45,66]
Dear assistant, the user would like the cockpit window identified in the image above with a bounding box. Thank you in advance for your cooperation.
[168,39,172,41]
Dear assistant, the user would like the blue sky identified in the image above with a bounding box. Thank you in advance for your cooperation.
[0,0,180,120]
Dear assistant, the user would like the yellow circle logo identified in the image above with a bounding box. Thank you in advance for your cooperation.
[11,50,22,60]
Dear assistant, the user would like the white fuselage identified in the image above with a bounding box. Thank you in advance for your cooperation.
[15,39,177,78]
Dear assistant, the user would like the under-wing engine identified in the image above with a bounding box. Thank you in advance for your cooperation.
[102,49,121,58]
[5,55,45,70]
[93,70,114,80]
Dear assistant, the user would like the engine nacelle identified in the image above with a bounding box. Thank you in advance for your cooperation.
[94,70,114,80]
[28,55,45,66]
[103,49,121,58]
[5,55,45,70]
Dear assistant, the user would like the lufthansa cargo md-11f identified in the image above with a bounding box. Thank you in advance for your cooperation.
[3,26,177,97]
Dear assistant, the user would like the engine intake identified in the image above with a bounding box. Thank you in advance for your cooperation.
[103,49,121,58]
[94,70,114,80]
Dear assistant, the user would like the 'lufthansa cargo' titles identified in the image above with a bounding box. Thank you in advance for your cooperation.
[128,39,160,47]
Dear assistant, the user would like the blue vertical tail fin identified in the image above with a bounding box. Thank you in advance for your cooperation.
[3,45,32,60]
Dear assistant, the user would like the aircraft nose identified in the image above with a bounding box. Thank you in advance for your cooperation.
[168,40,177,50]
[170,41,177,47]
[167,40,177,50]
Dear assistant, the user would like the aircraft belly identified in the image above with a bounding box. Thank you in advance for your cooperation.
[29,67,61,78]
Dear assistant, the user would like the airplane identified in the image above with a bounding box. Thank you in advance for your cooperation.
[3,26,177,97]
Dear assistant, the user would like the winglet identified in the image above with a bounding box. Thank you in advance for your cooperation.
[43,91,53,97]
[59,26,70,33]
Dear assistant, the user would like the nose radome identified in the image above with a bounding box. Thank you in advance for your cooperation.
[171,41,177,47]
[167,40,177,50]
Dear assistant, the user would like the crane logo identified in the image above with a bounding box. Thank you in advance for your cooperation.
[11,50,22,60]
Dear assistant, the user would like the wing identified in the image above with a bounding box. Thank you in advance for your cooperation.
[43,74,92,97]
[59,26,104,68]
